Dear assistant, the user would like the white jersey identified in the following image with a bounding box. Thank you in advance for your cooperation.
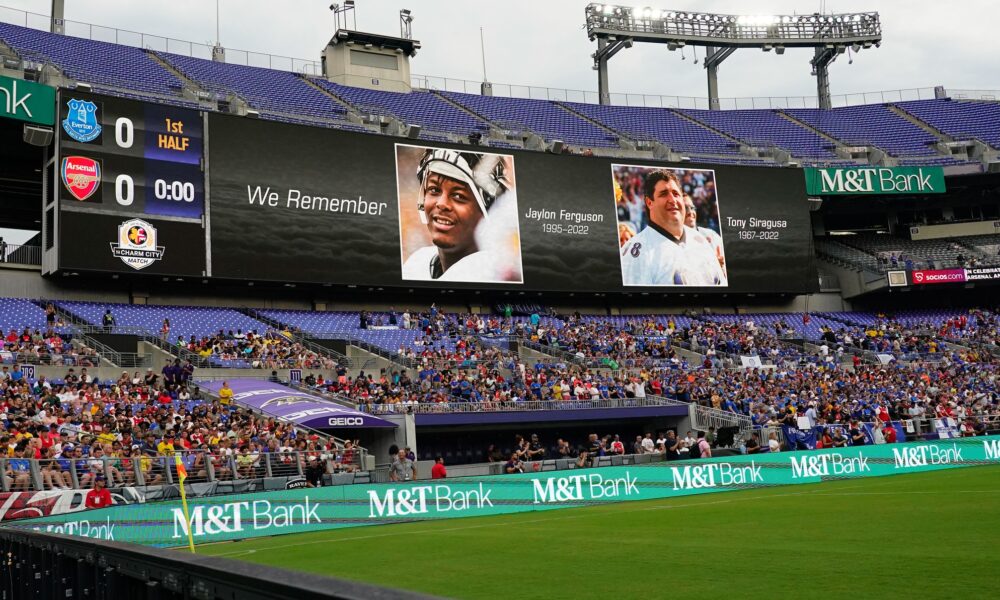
[620,224,727,286]
[401,246,506,283]
[698,226,724,258]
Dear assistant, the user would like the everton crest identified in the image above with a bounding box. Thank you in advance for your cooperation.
[62,98,101,143]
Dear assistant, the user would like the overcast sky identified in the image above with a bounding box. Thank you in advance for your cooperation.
[2,0,997,100]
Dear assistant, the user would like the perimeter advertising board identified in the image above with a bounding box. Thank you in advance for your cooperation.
[12,436,999,548]
[207,114,817,294]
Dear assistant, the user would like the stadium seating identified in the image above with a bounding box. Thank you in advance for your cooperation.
[441,92,620,148]
[0,22,183,98]
[680,108,838,159]
[156,53,353,124]
[313,79,488,137]
[897,99,1000,148]
[0,298,52,333]
[58,301,269,341]
[785,105,940,156]
[563,102,743,155]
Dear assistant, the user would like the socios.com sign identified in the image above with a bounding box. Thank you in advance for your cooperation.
[13,436,1000,547]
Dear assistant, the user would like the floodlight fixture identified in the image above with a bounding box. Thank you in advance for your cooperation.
[584,3,882,108]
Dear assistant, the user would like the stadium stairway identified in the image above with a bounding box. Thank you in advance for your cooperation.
[144,50,206,101]
[554,101,635,151]
[236,307,359,369]
[297,75,374,130]
[45,300,208,368]
[672,109,782,163]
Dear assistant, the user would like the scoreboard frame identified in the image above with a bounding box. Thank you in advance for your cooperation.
[49,90,209,277]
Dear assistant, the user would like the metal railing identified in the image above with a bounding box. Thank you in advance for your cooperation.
[241,308,355,368]
[415,74,947,110]
[0,243,41,266]
[0,5,323,75]
[361,395,684,415]
[0,349,103,367]
[0,448,364,495]
[690,404,754,439]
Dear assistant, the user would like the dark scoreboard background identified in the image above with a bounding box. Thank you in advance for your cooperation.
[54,92,818,294]
[55,91,206,276]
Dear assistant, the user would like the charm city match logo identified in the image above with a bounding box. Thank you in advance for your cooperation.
[110,218,165,270]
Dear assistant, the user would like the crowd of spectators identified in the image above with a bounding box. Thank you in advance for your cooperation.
[175,328,339,370]
[1,364,353,493]
[487,429,725,472]
[1,327,101,367]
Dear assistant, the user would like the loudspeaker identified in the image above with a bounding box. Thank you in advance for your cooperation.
[405,124,421,139]
[549,140,564,154]
[808,197,824,212]
[23,125,53,147]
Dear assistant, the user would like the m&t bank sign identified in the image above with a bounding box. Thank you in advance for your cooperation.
[805,166,945,195]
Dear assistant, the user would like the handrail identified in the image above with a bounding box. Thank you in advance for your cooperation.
[286,380,358,409]
[0,243,41,266]
[690,403,754,438]
[240,308,355,367]
[360,396,683,415]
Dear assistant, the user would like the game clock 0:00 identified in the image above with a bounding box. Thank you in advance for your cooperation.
[57,91,205,220]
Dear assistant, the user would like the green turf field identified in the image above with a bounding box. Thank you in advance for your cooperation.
[195,466,1000,599]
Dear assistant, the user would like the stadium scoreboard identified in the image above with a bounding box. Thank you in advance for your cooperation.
[51,90,818,294]
[54,91,207,275]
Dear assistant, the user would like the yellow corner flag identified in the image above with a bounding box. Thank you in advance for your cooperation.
[175,453,196,553]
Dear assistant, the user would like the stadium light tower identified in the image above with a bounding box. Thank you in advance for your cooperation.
[585,4,882,109]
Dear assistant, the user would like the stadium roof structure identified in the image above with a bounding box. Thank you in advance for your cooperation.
[585,4,882,110]
[326,29,421,58]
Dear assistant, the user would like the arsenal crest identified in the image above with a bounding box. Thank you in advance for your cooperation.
[62,98,101,143]
[110,219,165,270]
[61,156,102,202]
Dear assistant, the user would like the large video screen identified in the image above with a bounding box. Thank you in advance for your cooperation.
[208,114,816,293]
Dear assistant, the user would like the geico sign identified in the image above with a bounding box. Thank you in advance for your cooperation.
[892,444,963,469]
[670,462,763,490]
[789,453,870,479]
[328,417,364,426]
[531,472,639,504]
[368,484,493,518]
[171,498,319,539]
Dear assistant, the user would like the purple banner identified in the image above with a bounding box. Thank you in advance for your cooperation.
[198,380,396,429]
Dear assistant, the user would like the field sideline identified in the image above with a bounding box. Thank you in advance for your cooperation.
[195,466,1000,599]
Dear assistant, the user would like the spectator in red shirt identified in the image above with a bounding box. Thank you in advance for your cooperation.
[882,424,897,444]
[85,476,113,509]
[431,456,447,479]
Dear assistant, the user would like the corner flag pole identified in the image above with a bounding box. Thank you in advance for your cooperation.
[175,453,196,553]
